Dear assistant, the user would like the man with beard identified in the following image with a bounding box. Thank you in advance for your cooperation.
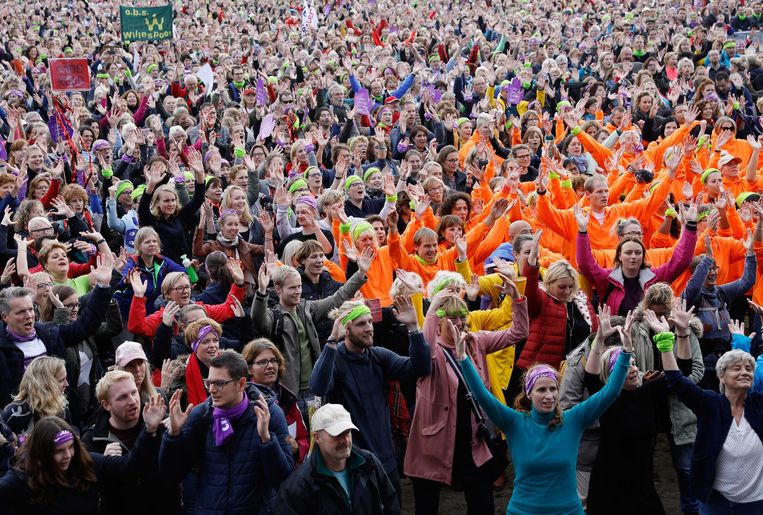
[275,403,400,515]
[308,296,431,504]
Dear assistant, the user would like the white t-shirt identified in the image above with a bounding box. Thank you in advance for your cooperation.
[15,338,47,368]
[713,413,763,503]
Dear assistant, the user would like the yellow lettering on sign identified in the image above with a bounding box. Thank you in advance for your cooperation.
[145,15,164,32]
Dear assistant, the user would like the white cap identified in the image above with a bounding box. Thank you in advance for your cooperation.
[114,341,147,368]
[311,404,358,436]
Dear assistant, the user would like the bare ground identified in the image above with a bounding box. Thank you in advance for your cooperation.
[401,436,682,514]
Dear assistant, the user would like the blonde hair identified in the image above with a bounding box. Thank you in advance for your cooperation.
[184,317,222,346]
[281,242,304,268]
[543,261,579,297]
[221,185,254,225]
[160,271,190,296]
[37,240,68,269]
[13,356,68,417]
[150,185,179,218]
[272,265,301,286]
[95,370,136,404]
[133,226,162,254]
[328,299,368,322]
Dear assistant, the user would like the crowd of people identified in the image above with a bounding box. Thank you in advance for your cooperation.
[1,0,763,513]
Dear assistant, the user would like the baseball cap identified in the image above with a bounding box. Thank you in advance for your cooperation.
[115,341,147,368]
[311,404,358,436]
[718,151,742,167]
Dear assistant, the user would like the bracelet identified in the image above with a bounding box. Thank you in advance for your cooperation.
[676,333,689,338]
[95,239,107,246]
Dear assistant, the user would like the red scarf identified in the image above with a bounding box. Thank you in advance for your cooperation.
[185,353,208,406]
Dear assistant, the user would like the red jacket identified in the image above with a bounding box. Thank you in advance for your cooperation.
[516,263,598,370]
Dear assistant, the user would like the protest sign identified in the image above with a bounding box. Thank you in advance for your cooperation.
[120,5,173,42]
[49,59,90,91]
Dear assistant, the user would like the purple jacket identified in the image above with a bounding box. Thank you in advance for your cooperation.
[576,223,697,314]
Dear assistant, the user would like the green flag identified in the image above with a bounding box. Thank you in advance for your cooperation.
[119,5,173,42]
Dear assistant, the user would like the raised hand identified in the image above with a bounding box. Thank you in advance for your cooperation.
[392,295,419,330]
[448,319,469,361]
[168,389,193,437]
[573,204,589,232]
[643,309,671,334]
[617,310,636,353]
[356,245,375,274]
[669,298,695,334]
[254,397,271,443]
[143,394,167,434]
[527,229,542,267]
[129,269,148,297]
[257,262,271,294]
[162,301,180,327]
[0,257,15,285]
[226,258,245,285]
[597,304,618,338]
[90,254,113,287]
[465,274,480,301]
[258,211,274,234]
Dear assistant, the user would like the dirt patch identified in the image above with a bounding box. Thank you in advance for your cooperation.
[401,436,682,514]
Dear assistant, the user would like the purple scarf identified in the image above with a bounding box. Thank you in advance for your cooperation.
[212,394,249,446]
[6,326,37,343]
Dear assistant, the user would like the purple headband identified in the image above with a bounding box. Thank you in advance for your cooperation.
[608,347,622,373]
[295,195,318,212]
[524,365,558,395]
[192,325,218,353]
[53,430,74,446]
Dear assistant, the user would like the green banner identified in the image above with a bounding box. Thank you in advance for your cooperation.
[119,5,173,42]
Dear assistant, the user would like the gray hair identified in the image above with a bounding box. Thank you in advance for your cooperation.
[0,287,34,315]
[717,349,756,394]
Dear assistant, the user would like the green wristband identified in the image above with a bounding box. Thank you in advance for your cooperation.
[409,200,416,210]
[386,194,398,203]
[560,179,572,189]
[664,207,678,218]
[570,126,582,136]
[234,147,246,159]
[101,167,113,179]
[548,171,560,180]
[655,340,674,353]
[733,102,740,111]
[124,69,132,78]
[653,331,675,353]
[339,222,351,234]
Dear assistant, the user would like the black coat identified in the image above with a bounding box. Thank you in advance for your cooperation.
[275,446,399,515]
[0,286,111,407]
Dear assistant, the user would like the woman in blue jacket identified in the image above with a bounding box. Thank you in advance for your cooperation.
[114,226,184,319]
[453,311,633,515]
[660,308,763,513]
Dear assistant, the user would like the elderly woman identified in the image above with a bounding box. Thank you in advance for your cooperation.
[242,338,308,465]
[407,291,528,515]
[455,303,632,514]
[576,203,697,316]
[660,320,763,512]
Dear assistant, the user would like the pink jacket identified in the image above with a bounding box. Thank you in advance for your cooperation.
[576,225,697,314]
[404,297,529,485]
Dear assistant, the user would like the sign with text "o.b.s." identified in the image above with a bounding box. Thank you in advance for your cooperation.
[49,58,91,92]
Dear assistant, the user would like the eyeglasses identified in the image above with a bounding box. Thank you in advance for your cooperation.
[172,285,191,293]
[515,154,531,159]
[203,378,238,390]
[623,231,643,238]
[253,357,280,368]
[375,145,387,150]
[63,302,79,311]
[36,282,54,289]
[720,126,734,131]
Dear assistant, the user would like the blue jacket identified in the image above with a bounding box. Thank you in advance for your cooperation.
[309,332,431,475]
[158,383,294,515]
[666,370,763,502]
[0,285,112,407]
[114,254,185,319]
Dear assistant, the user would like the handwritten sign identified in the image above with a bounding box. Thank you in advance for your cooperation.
[49,59,90,92]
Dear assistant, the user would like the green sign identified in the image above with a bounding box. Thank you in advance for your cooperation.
[119,5,173,42]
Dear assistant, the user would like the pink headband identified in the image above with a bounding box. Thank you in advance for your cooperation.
[524,365,558,394]
[192,325,218,353]
[53,430,74,446]
[295,195,318,212]
[608,348,622,373]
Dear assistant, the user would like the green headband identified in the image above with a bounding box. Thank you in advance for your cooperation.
[303,166,319,178]
[204,175,216,186]
[737,191,760,208]
[428,54,440,63]
[696,209,711,222]
[456,117,470,128]
[341,305,371,325]
[131,185,146,201]
[64,47,73,55]
[701,168,719,184]
[288,178,308,193]
[96,72,109,79]
[431,277,457,297]
[556,100,571,112]
[344,175,363,191]
[352,221,373,241]
[147,63,158,73]
[435,308,469,318]
[723,41,737,49]
[115,180,133,199]
[363,167,381,182]
[184,171,195,182]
